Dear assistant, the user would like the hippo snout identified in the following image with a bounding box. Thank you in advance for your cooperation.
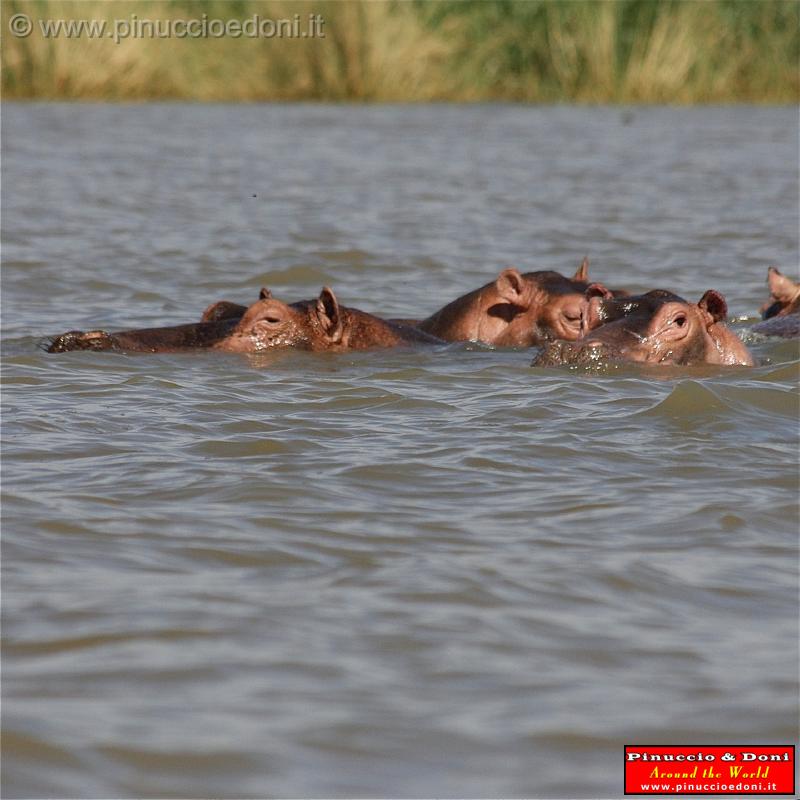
[532,338,619,367]
[46,330,116,353]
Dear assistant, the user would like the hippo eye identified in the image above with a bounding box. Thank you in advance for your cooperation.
[262,315,283,325]
[674,314,687,327]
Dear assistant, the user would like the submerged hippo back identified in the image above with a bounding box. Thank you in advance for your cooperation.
[752,314,800,338]
[48,319,238,353]
[326,307,444,350]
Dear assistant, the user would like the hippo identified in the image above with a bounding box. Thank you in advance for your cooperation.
[47,287,442,354]
[533,288,755,367]
[198,259,622,348]
[46,319,237,353]
[752,267,800,338]
[411,259,617,347]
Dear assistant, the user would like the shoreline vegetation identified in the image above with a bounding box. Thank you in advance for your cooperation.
[2,0,798,103]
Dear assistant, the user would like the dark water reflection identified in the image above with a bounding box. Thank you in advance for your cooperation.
[2,103,798,798]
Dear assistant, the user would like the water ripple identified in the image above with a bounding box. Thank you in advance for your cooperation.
[2,103,797,799]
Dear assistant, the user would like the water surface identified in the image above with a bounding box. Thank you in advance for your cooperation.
[2,103,798,798]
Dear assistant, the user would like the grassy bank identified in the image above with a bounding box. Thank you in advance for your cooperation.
[2,0,798,103]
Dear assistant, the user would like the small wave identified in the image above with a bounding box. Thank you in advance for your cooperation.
[188,438,292,458]
[238,264,332,290]
[637,380,731,419]
[752,361,800,381]
[311,248,373,264]
[716,383,800,418]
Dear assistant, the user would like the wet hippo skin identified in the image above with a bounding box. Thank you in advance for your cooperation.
[534,288,755,367]
[198,259,626,348]
[48,287,443,354]
[413,259,615,347]
[752,266,800,338]
[46,318,239,353]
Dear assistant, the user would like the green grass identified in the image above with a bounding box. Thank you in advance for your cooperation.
[2,0,798,102]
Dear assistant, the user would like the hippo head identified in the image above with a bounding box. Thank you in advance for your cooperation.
[579,288,686,335]
[231,286,346,351]
[535,288,754,367]
[46,329,116,353]
[489,259,614,346]
[760,267,800,320]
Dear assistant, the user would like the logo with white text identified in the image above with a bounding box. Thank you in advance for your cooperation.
[624,745,795,795]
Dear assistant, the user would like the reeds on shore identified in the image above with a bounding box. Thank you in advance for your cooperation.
[2,0,798,103]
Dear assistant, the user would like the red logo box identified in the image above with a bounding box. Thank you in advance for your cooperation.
[624,745,795,795]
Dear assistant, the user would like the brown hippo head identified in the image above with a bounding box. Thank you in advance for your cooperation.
[760,267,800,320]
[223,286,438,352]
[417,258,614,347]
[534,289,754,367]
[223,287,343,352]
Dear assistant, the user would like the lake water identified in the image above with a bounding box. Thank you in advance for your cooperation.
[2,103,798,798]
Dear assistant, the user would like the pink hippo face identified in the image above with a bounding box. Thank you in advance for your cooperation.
[419,258,615,347]
[534,289,754,367]
[224,287,345,352]
[491,268,613,346]
[225,286,438,352]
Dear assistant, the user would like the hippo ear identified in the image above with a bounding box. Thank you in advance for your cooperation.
[201,300,249,323]
[697,290,728,325]
[767,266,797,301]
[573,256,589,282]
[586,282,612,300]
[495,268,526,303]
[259,287,272,301]
[315,287,344,342]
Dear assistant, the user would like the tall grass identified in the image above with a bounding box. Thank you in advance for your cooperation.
[2,0,798,102]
